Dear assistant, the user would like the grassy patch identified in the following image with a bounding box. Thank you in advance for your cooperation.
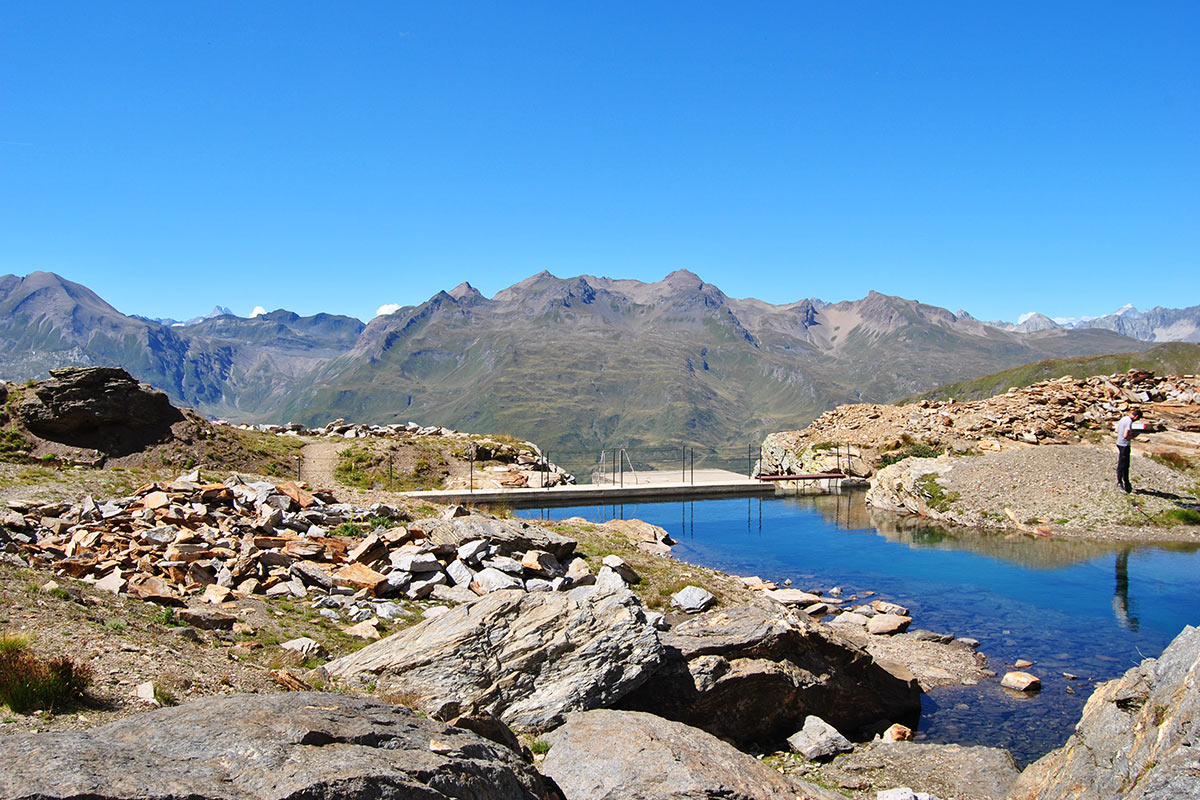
[0,633,92,714]
[1150,452,1195,474]
[1156,508,1200,527]
[878,441,944,468]
[528,738,551,755]
[917,473,960,512]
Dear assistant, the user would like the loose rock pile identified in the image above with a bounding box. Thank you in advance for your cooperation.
[0,472,622,625]
[762,370,1200,474]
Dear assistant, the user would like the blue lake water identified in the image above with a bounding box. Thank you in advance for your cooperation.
[518,492,1200,765]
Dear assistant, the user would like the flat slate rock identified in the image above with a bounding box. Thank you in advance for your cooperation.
[0,691,548,800]
[542,709,843,800]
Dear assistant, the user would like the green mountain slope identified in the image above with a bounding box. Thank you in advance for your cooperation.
[911,342,1200,403]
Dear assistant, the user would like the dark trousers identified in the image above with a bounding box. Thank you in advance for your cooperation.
[1117,445,1132,492]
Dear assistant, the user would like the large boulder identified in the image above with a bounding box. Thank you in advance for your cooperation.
[617,598,921,747]
[541,709,844,800]
[415,515,577,562]
[325,586,663,731]
[16,366,183,455]
[1010,624,1200,800]
[0,691,550,800]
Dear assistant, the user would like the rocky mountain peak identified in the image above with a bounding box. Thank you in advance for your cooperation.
[448,281,486,304]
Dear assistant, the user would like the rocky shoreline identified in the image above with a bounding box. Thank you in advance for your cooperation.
[3,470,1199,797]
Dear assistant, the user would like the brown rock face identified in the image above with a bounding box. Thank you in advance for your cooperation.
[16,366,183,455]
[616,599,921,747]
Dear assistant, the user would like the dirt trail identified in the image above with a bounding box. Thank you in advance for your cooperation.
[299,439,345,490]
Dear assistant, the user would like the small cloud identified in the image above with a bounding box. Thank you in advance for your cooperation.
[1017,312,1038,324]
[375,303,402,317]
[250,306,267,318]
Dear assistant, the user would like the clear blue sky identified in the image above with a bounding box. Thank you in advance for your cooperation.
[2,2,1196,323]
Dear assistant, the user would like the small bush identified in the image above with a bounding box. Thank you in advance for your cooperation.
[529,739,551,755]
[0,635,92,714]
[878,442,944,468]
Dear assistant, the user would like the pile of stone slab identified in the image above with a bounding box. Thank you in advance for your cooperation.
[0,474,615,615]
[762,370,1200,473]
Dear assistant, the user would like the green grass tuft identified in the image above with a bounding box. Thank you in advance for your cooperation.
[0,634,92,714]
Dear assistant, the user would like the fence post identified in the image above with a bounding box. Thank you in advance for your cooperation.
[747,443,752,479]
[619,448,624,488]
[296,455,301,482]
[388,454,393,491]
[682,447,686,484]
[469,447,474,493]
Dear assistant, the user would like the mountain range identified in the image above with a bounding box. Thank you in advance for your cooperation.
[991,303,1200,341]
[0,270,1170,455]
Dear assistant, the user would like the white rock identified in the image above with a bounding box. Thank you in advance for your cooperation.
[671,585,716,614]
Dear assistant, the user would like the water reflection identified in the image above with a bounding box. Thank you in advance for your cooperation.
[518,492,1200,765]
[1113,549,1138,632]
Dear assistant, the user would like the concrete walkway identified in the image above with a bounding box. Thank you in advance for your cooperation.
[403,468,778,508]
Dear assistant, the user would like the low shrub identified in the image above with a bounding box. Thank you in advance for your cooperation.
[878,442,945,468]
[0,634,92,713]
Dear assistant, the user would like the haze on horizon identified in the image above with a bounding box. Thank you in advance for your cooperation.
[2,2,1195,324]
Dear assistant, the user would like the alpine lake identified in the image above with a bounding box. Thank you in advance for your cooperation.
[518,491,1200,766]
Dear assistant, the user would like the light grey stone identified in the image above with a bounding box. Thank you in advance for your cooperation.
[786,715,852,761]
[325,588,663,731]
[671,585,716,614]
[471,567,523,594]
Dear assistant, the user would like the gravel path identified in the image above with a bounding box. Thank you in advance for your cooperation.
[937,444,1198,540]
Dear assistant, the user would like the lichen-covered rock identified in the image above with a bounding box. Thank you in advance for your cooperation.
[0,692,550,800]
[325,586,663,731]
[542,709,844,800]
[1009,625,1200,800]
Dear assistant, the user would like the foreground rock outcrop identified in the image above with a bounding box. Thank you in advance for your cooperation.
[1010,624,1200,800]
[542,709,843,800]
[325,586,664,730]
[0,691,551,800]
[616,598,922,746]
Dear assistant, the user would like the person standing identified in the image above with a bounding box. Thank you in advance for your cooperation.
[1115,407,1142,493]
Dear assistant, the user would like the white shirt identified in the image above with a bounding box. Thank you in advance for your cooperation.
[1116,415,1134,447]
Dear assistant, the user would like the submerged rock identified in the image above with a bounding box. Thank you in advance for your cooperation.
[1010,624,1200,800]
